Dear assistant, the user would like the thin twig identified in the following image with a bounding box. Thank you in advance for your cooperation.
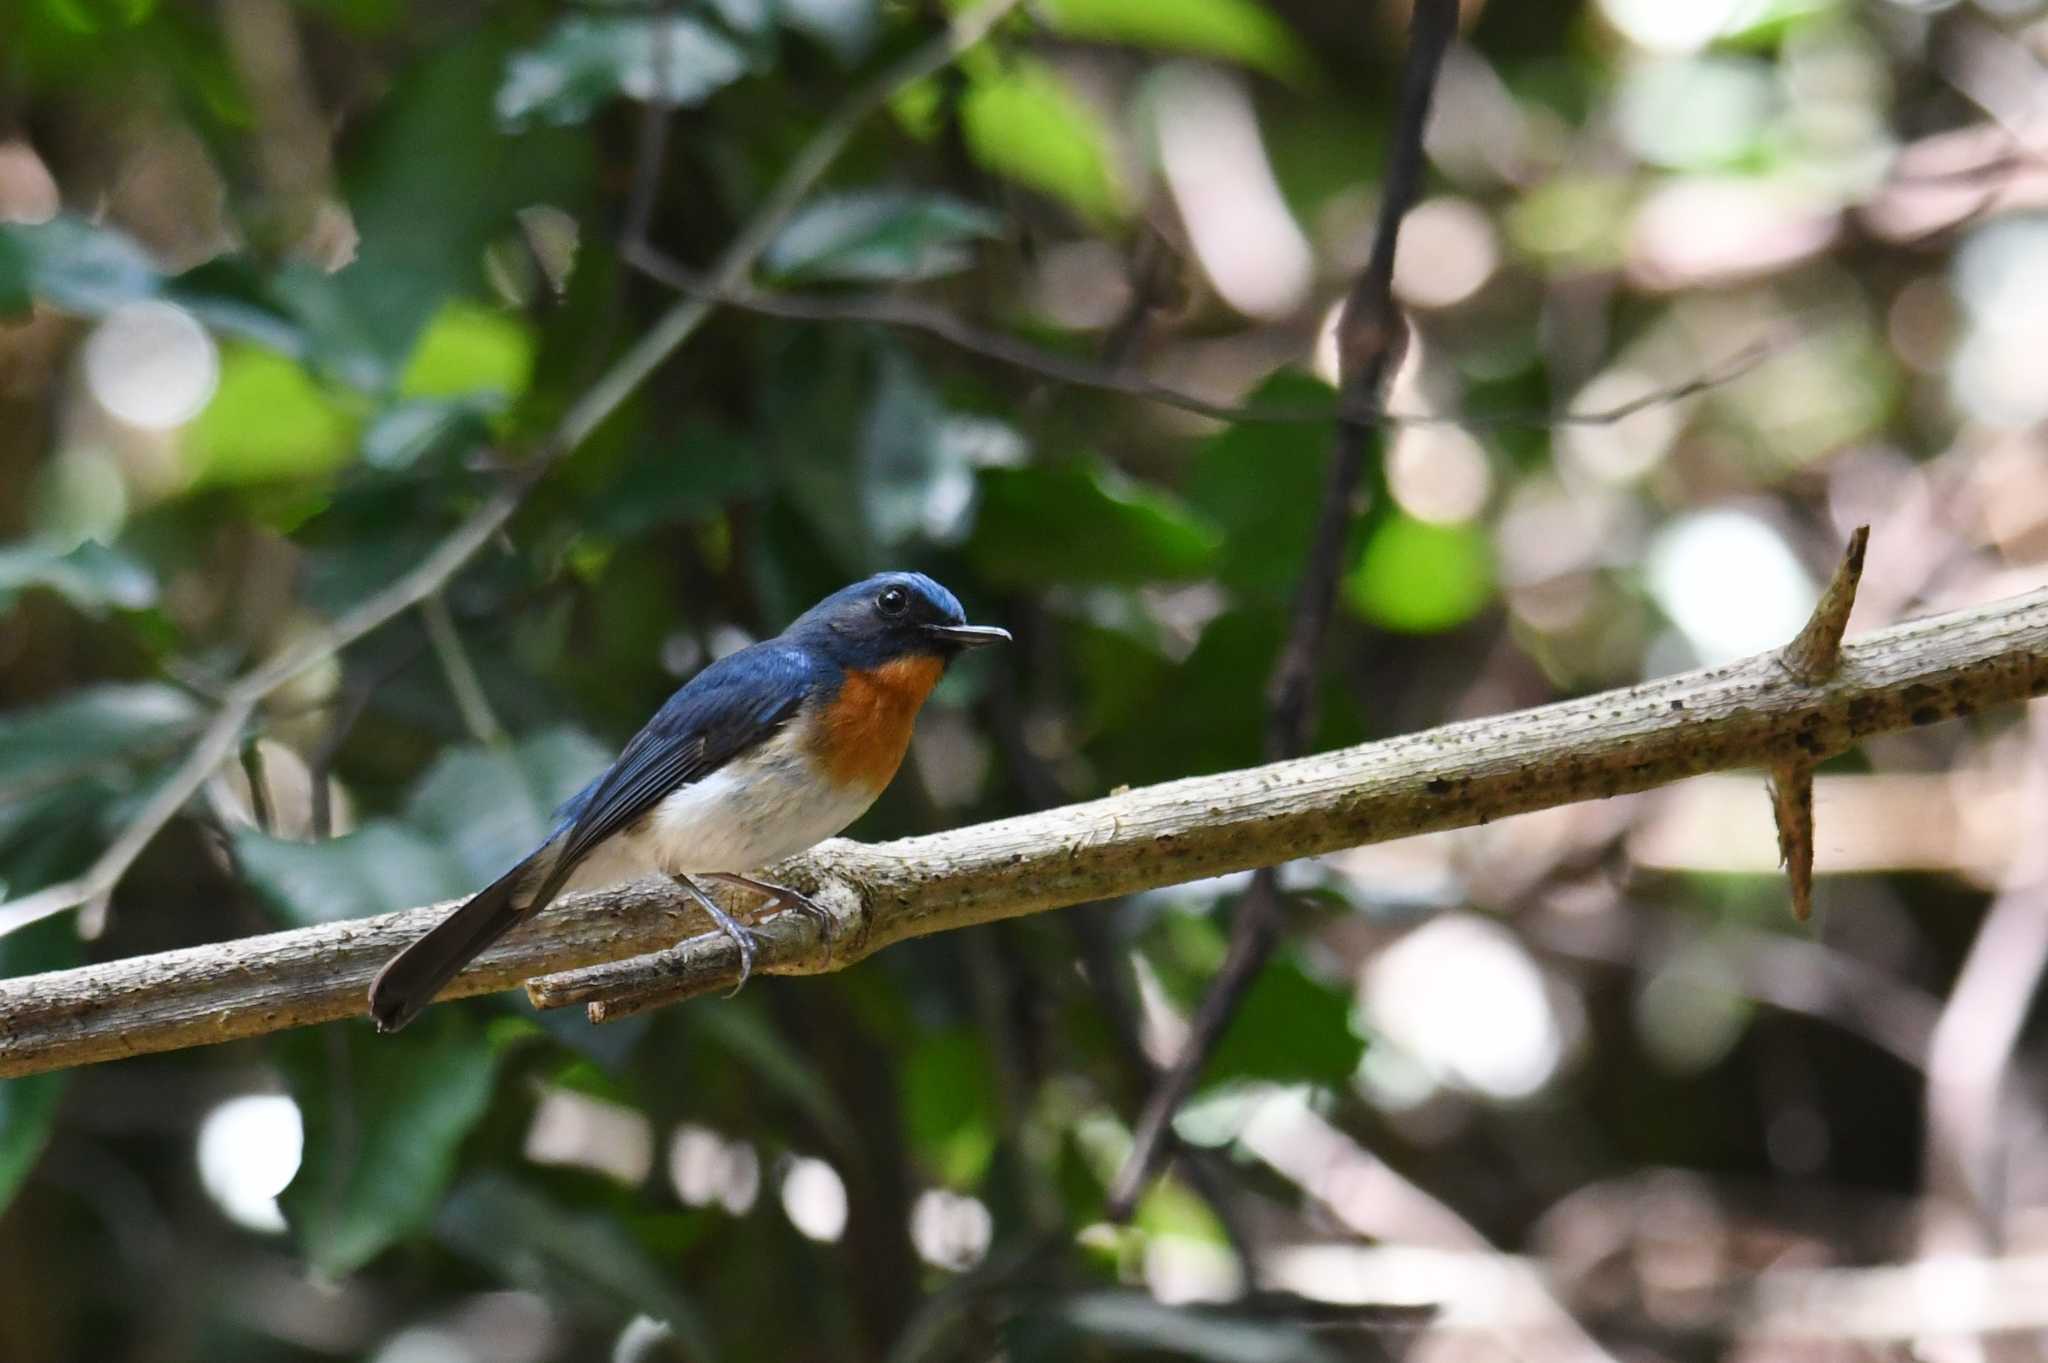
[420,592,503,746]
[625,241,1798,432]
[0,0,1024,940]
[1105,0,1461,1222]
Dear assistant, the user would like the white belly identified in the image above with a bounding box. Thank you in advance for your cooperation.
[558,722,880,893]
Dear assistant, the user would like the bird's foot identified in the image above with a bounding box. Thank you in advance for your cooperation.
[669,874,762,997]
[702,872,838,965]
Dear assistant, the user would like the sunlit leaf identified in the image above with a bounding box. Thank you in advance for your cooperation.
[183,346,359,486]
[969,460,1220,586]
[498,14,749,127]
[398,302,537,400]
[764,191,1001,284]
[961,57,1127,222]
[277,1010,505,1278]
[1039,0,1311,84]
[1345,514,1494,634]
[436,1172,716,1354]
[0,538,157,616]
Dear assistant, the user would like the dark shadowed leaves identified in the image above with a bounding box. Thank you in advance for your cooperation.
[276,1009,505,1278]
[1186,371,1339,599]
[1008,1291,1342,1363]
[0,917,81,1219]
[901,1028,1000,1187]
[435,1172,716,1356]
[1197,955,1365,1089]
[764,191,1002,284]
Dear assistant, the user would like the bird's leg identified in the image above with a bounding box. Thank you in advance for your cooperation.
[670,873,759,997]
[700,872,837,964]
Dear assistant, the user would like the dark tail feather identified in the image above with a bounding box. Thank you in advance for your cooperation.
[368,849,549,1033]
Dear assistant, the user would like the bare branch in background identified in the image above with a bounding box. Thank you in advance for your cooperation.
[4,578,2040,1078]
[1104,0,1461,1222]
[0,0,1024,941]
[625,240,1797,432]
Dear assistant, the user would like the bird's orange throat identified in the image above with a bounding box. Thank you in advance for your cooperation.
[812,654,945,793]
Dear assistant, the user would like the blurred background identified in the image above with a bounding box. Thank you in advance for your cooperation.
[4,0,2048,1358]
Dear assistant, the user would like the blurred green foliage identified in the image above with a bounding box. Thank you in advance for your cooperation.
[0,0,2022,1358]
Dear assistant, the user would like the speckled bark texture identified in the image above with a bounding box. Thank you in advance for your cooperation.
[4,585,2046,1073]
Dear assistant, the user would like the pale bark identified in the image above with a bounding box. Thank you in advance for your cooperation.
[0,585,2043,1077]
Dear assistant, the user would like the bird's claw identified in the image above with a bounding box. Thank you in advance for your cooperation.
[703,873,838,966]
[670,873,764,997]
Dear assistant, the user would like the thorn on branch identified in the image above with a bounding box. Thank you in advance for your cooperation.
[1767,527,1870,922]
[1782,525,1870,684]
[1771,760,1817,922]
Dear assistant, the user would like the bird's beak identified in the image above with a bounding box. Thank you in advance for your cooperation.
[925,623,1012,648]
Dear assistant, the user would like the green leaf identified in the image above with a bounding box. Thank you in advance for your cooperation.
[694,1004,859,1157]
[1198,956,1364,1089]
[397,301,536,400]
[0,215,158,317]
[0,537,158,616]
[1039,0,1311,84]
[969,460,1220,586]
[360,396,497,472]
[764,191,1001,284]
[278,1010,505,1278]
[1345,514,1495,634]
[901,1028,1000,1187]
[777,0,876,62]
[238,824,470,928]
[402,728,610,887]
[184,345,359,486]
[498,14,749,127]
[237,730,609,928]
[340,36,594,375]
[1185,371,1338,598]
[436,1172,716,1356]
[961,57,1128,222]
[0,917,82,1219]
[857,350,1019,549]
[0,682,198,798]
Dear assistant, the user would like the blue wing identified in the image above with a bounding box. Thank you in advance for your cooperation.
[537,640,823,900]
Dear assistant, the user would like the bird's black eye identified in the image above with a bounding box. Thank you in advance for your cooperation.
[877,585,910,617]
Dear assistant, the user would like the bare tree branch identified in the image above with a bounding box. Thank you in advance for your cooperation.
[624,240,1796,432]
[0,0,1024,941]
[3,582,2040,1078]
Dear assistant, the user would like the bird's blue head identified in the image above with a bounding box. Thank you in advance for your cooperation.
[787,572,1010,671]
